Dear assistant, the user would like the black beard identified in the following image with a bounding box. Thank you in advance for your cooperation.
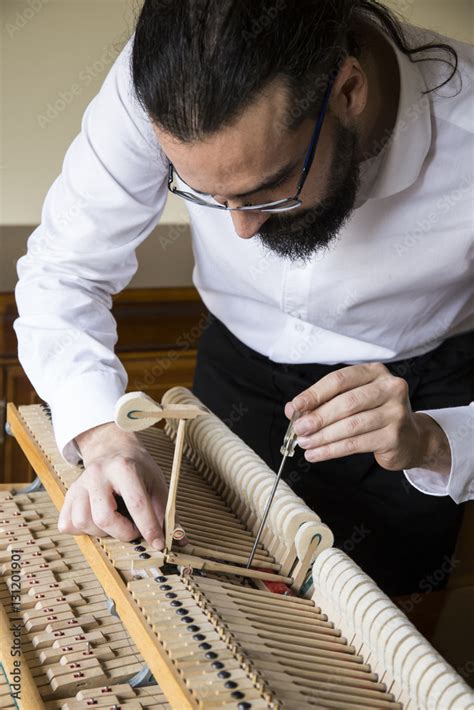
[256,121,360,262]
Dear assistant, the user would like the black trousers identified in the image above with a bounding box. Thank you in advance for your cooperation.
[193,314,474,596]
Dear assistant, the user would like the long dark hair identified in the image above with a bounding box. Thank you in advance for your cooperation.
[132,0,459,141]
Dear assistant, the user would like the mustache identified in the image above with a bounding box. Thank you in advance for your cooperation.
[255,119,360,262]
[261,199,331,236]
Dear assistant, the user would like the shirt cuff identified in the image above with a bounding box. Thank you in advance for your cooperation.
[48,371,126,464]
[404,404,474,504]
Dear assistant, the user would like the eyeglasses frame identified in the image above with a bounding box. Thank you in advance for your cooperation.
[167,71,337,213]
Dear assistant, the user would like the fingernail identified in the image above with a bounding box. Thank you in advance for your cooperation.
[297,436,310,447]
[151,538,163,551]
[293,396,308,411]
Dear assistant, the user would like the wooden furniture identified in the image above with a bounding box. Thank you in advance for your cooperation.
[0,288,206,483]
[1,388,472,709]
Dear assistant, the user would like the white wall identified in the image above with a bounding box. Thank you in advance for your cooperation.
[1,0,189,226]
[393,0,473,39]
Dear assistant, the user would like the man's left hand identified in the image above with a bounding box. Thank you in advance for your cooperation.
[286,363,451,473]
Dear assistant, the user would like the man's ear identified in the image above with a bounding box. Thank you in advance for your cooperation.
[329,57,368,124]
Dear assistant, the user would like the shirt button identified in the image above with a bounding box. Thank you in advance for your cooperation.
[294,323,305,332]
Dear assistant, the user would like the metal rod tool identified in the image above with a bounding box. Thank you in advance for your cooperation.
[246,410,301,568]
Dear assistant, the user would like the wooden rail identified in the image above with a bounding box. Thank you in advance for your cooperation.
[6,403,197,710]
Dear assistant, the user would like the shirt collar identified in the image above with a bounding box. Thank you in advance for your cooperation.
[361,29,432,202]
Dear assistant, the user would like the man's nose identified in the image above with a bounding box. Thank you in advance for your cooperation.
[230,210,270,239]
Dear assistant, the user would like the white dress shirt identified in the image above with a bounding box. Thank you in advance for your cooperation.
[14,25,473,502]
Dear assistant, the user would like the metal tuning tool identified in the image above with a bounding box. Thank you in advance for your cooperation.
[246,410,301,568]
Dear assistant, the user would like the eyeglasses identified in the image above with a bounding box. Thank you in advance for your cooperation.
[167,73,336,213]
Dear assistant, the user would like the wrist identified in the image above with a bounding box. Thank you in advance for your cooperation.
[413,412,451,475]
[75,421,145,463]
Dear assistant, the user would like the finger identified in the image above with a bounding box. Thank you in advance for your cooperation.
[297,406,389,450]
[70,487,106,537]
[304,428,391,462]
[59,487,104,537]
[57,490,74,533]
[89,482,139,542]
[294,382,386,437]
[149,464,190,549]
[148,485,188,547]
[120,472,164,550]
[287,363,388,416]
[148,489,166,551]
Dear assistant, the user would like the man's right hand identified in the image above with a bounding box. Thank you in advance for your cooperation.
[58,422,176,550]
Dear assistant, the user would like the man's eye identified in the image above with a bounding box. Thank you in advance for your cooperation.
[269,175,289,192]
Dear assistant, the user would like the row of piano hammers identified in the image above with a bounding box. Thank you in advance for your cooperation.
[0,387,472,708]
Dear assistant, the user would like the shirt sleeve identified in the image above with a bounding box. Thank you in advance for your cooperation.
[14,37,169,464]
[404,403,474,504]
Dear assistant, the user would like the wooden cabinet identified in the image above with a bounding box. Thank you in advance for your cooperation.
[123,350,197,400]
[0,288,207,483]
[2,365,41,483]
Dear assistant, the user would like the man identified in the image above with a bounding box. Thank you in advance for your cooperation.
[15,1,473,596]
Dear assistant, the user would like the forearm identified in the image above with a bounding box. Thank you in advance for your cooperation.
[75,422,146,463]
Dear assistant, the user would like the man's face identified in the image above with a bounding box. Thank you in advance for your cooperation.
[256,119,360,261]
[155,78,361,262]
